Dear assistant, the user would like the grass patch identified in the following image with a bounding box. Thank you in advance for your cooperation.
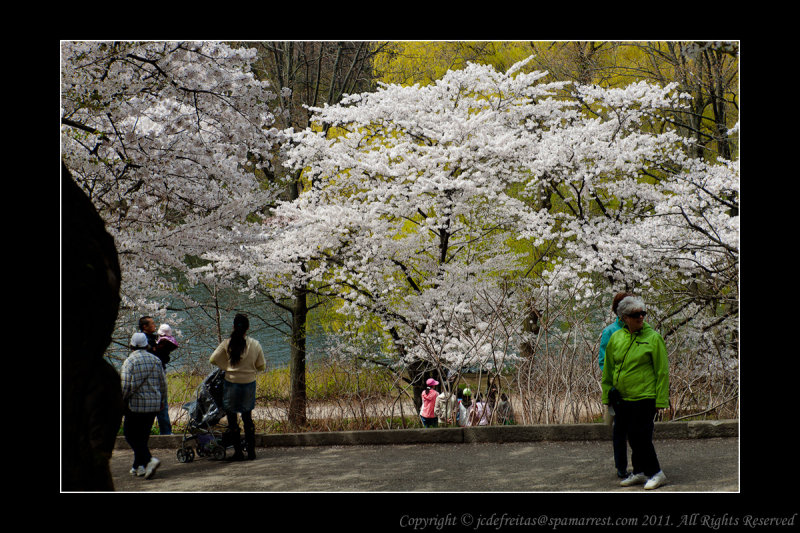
[165,361,397,403]
[254,415,424,433]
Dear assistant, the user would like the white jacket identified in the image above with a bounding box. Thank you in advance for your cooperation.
[434,392,456,421]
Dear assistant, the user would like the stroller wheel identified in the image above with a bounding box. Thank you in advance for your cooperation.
[177,447,195,463]
[212,445,226,461]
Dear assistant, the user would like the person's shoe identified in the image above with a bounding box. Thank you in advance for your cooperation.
[130,466,145,476]
[620,472,648,487]
[245,435,256,461]
[144,457,161,479]
[644,470,667,490]
[226,451,245,462]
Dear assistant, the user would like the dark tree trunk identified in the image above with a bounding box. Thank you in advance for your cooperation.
[288,285,308,427]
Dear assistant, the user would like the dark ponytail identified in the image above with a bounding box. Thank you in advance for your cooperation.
[228,314,249,366]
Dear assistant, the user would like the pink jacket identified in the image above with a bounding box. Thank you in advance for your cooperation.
[420,389,439,418]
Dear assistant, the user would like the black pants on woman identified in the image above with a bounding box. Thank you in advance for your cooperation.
[613,398,660,477]
[612,415,628,476]
[224,410,255,459]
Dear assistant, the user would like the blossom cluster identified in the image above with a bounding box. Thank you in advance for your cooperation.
[62,41,284,312]
[219,57,738,369]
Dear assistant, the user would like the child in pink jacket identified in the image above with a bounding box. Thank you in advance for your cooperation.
[420,378,440,428]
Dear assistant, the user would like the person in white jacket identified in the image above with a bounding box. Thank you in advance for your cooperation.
[210,314,266,461]
[434,387,457,426]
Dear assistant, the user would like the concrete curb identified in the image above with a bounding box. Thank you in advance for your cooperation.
[115,419,738,450]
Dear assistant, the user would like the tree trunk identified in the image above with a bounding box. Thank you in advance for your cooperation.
[288,285,308,427]
[285,153,309,426]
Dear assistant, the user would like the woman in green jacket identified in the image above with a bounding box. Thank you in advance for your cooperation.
[599,291,634,478]
[601,295,669,490]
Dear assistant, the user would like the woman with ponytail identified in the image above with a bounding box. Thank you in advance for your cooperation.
[210,314,266,461]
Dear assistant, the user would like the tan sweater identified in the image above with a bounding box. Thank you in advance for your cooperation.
[209,336,266,384]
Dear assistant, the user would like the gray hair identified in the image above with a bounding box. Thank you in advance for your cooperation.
[617,296,646,317]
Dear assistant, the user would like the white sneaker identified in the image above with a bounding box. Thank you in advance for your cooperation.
[144,457,161,479]
[620,473,648,487]
[130,466,145,476]
[644,470,667,490]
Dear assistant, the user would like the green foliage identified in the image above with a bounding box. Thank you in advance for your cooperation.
[373,42,533,86]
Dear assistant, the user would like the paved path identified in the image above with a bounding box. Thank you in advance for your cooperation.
[110,437,738,492]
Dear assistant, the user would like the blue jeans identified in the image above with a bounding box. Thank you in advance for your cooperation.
[156,404,172,435]
[420,416,438,428]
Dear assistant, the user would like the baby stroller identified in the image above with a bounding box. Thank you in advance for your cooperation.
[177,368,241,462]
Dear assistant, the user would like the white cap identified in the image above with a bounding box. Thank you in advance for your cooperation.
[130,332,149,348]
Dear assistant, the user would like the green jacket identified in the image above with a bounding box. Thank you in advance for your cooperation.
[601,322,669,408]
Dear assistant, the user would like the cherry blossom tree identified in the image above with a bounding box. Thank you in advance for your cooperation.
[63,43,738,421]
[212,56,738,409]
[61,41,284,320]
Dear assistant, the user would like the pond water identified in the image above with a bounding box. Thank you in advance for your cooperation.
[109,285,339,373]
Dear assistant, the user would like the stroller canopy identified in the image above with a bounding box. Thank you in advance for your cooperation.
[182,368,227,429]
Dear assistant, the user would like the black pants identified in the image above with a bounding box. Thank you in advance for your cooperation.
[612,415,628,475]
[613,399,660,477]
[123,410,157,468]
[225,410,255,452]
[226,410,254,435]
